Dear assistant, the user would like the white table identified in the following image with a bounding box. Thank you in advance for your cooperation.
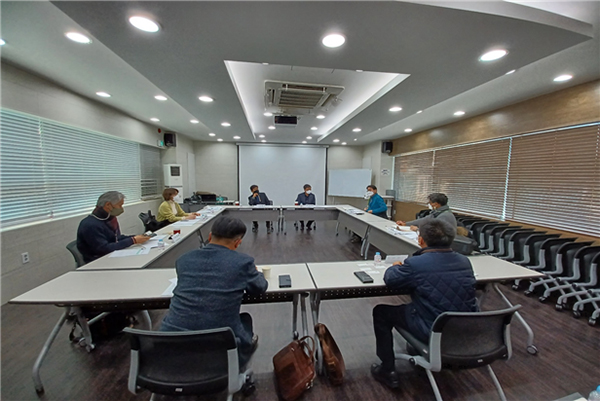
[362,221,420,258]
[11,263,316,393]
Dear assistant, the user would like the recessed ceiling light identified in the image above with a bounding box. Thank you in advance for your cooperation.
[199,96,214,102]
[322,33,345,48]
[217,138,223,142]
[404,128,413,133]
[262,62,269,65]
[302,141,307,144]
[554,74,573,82]
[416,110,423,114]
[129,16,160,33]
[0,39,6,46]
[306,136,312,140]
[259,134,265,138]
[480,49,508,61]
[65,32,92,44]
[190,119,199,124]
[454,111,465,116]
[333,139,340,143]
[96,91,111,98]
[150,117,160,122]
[261,140,267,143]
[389,106,402,112]
[154,95,167,101]
[311,127,318,131]
[354,138,358,141]
[316,115,325,119]
[209,133,216,137]
[352,128,361,132]
[264,112,273,117]
[505,70,516,75]
[221,122,231,127]
[356,70,363,73]
[342,142,347,145]
[233,136,241,140]
[268,125,276,130]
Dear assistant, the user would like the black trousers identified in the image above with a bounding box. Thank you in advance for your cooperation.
[238,312,255,371]
[252,221,271,230]
[372,304,412,371]
[299,220,314,228]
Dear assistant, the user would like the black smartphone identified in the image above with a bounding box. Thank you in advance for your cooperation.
[278,274,292,288]
[144,231,157,237]
[353,271,374,283]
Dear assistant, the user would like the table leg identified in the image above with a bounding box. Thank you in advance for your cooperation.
[335,221,340,236]
[196,231,205,248]
[492,283,538,355]
[309,292,323,375]
[73,307,95,352]
[32,308,70,393]
[134,310,152,330]
[300,293,309,338]
[292,294,299,339]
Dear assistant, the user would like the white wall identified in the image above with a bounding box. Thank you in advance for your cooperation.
[363,141,394,193]
[194,142,239,200]
[326,145,367,208]
[0,63,166,304]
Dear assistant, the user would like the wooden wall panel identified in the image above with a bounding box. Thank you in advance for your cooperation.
[392,80,600,155]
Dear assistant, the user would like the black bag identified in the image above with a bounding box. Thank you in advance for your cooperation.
[451,235,480,255]
[139,210,163,232]
[69,311,132,345]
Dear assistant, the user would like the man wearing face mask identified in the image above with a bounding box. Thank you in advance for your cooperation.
[397,192,457,234]
[77,191,150,264]
[364,184,388,219]
[248,184,272,233]
[295,184,316,230]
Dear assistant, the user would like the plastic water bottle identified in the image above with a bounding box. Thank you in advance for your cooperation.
[589,386,600,401]
[374,252,382,266]
[157,238,165,249]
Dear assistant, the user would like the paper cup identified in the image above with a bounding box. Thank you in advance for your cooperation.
[234,201,240,206]
[262,266,271,279]
[173,229,181,235]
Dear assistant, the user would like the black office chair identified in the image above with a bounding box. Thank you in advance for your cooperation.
[124,327,253,401]
[66,240,85,268]
[394,305,521,401]
[138,210,165,232]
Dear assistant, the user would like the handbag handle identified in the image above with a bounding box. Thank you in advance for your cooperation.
[298,335,316,361]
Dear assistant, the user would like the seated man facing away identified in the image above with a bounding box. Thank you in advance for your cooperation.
[157,187,199,225]
[248,184,272,233]
[160,215,268,370]
[77,191,150,264]
[295,183,316,230]
[397,192,457,233]
[371,219,477,389]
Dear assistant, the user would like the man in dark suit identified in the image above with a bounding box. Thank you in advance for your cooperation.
[295,184,316,230]
[160,215,268,370]
[248,184,272,233]
[371,219,477,389]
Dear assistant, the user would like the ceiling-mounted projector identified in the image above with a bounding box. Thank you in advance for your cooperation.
[274,115,298,125]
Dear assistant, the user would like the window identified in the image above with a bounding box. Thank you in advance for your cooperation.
[0,109,162,228]
[393,122,600,237]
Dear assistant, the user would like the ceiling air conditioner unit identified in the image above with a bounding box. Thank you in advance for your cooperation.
[265,81,344,116]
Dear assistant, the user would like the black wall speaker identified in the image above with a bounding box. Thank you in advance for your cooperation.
[381,141,393,154]
[164,132,177,147]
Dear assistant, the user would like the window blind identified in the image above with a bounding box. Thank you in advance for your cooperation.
[433,139,510,219]
[394,151,434,203]
[140,145,163,198]
[505,124,600,236]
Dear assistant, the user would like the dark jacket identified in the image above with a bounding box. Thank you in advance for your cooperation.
[248,192,271,206]
[160,244,268,350]
[383,247,477,342]
[76,207,134,264]
[295,192,316,205]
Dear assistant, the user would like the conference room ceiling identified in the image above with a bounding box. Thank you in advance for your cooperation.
[1,1,598,146]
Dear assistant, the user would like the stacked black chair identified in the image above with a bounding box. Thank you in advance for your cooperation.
[512,233,561,266]
[571,252,600,325]
[548,246,600,308]
[490,228,533,258]
[500,230,546,262]
[477,223,511,252]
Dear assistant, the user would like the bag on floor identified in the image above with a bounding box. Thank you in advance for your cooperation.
[273,335,316,401]
[315,323,345,385]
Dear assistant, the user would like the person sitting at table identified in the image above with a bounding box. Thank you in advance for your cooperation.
[77,191,150,264]
[370,219,477,389]
[157,188,199,224]
[160,215,268,371]
[295,184,316,230]
[396,192,457,233]
[364,184,388,219]
[248,184,272,233]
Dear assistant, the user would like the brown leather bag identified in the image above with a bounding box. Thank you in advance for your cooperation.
[315,323,345,385]
[273,335,316,401]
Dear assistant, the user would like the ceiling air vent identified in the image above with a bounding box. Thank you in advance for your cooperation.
[265,81,344,116]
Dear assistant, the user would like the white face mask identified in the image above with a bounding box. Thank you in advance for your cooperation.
[428,203,434,210]
[365,191,374,199]
[305,190,312,195]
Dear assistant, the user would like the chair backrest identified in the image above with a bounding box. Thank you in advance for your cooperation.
[575,246,600,284]
[428,305,521,371]
[124,327,239,396]
[138,210,161,232]
[66,240,86,268]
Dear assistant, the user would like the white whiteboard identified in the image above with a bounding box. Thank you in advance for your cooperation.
[238,145,326,205]
[328,169,372,197]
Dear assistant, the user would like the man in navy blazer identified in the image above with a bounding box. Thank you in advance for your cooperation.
[371,219,477,389]
[248,184,272,233]
[295,184,316,230]
[160,215,268,369]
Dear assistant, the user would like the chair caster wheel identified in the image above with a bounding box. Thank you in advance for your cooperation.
[526,345,538,355]
[241,375,256,396]
[573,310,582,318]
[524,290,533,297]
[512,284,520,290]
[555,303,565,311]
[589,318,597,326]
[538,296,547,303]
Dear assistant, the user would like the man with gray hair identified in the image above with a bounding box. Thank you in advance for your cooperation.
[397,193,457,233]
[77,191,150,264]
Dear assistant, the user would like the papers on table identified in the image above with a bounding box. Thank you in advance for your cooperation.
[109,247,151,257]
[144,235,168,249]
[202,206,223,214]
[385,226,418,241]
[356,262,387,272]
[162,278,178,296]
[386,255,409,264]
[172,219,200,227]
